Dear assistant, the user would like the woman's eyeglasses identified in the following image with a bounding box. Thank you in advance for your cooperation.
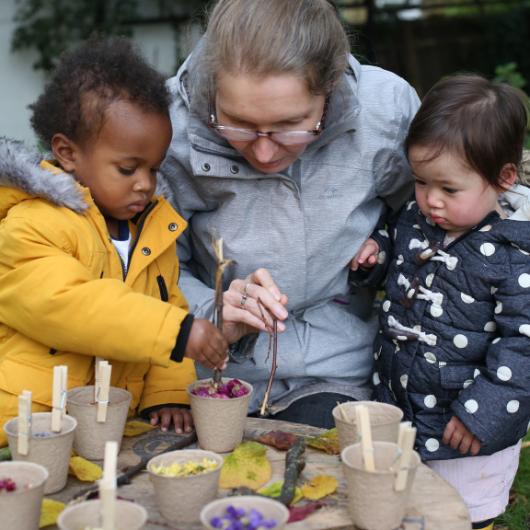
[208,99,327,147]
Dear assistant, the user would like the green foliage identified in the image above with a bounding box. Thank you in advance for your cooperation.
[496,433,530,530]
[494,62,527,90]
[11,0,139,71]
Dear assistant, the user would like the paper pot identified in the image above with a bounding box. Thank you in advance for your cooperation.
[187,378,253,453]
[0,461,48,530]
[332,401,403,451]
[57,499,147,530]
[200,495,290,530]
[147,449,223,525]
[4,412,77,494]
[341,441,420,530]
[66,386,131,460]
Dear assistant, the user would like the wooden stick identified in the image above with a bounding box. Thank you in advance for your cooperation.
[17,390,32,456]
[394,424,417,492]
[355,405,375,471]
[211,238,232,387]
[279,437,306,506]
[96,361,112,423]
[51,365,67,432]
[336,401,349,421]
[100,441,118,530]
[259,318,278,417]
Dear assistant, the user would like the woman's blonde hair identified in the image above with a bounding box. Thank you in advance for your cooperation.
[200,0,350,96]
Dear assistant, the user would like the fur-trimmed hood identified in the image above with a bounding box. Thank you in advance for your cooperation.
[0,138,87,219]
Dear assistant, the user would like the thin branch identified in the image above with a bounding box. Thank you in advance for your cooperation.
[259,318,278,417]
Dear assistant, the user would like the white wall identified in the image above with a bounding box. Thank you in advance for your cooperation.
[0,0,199,147]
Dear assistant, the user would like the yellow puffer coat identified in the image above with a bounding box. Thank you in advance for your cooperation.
[0,140,195,445]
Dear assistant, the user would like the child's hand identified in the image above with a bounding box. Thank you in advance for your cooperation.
[443,416,481,455]
[185,318,228,370]
[350,238,380,271]
[149,407,193,434]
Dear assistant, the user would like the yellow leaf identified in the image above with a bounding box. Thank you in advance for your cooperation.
[123,420,156,437]
[219,442,271,490]
[39,498,65,527]
[258,480,303,505]
[301,475,338,500]
[69,456,103,482]
[306,428,340,455]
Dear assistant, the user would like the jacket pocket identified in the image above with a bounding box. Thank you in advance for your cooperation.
[156,275,169,302]
[439,364,477,390]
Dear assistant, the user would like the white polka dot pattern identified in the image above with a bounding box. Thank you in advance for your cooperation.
[464,399,478,414]
[424,395,437,408]
[480,242,496,256]
[507,400,519,413]
[453,334,468,348]
[497,366,512,381]
[425,438,439,452]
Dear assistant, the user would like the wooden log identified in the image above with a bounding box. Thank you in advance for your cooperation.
[279,437,306,506]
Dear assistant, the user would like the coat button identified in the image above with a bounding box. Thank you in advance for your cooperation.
[201,162,211,172]
[230,165,239,174]
[141,247,151,256]
[168,222,178,232]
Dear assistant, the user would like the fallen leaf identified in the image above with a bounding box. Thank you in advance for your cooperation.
[219,441,272,490]
[301,475,338,500]
[287,501,325,522]
[123,420,156,437]
[0,446,11,461]
[256,431,298,451]
[306,428,340,455]
[258,480,303,504]
[39,498,65,527]
[69,456,103,482]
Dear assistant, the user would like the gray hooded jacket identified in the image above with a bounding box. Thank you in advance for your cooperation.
[159,51,420,413]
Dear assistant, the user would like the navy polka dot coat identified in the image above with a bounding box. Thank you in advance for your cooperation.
[366,195,530,461]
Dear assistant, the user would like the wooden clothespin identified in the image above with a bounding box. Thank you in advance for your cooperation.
[394,422,417,492]
[95,360,112,423]
[100,441,118,530]
[355,404,375,471]
[17,390,32,455]
[51,365,68,432]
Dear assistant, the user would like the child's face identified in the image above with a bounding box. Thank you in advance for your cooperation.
[70,99,171,223]
[410,145,502,238]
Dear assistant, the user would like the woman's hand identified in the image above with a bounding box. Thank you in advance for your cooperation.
[222,268,288,344]
[149,407,193,434]
[443,416,481,455]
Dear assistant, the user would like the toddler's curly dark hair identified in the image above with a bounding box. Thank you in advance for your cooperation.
[30,36,171,147]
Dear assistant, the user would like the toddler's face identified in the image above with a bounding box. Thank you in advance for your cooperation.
[72,99,171,227]
[409,145,502,239]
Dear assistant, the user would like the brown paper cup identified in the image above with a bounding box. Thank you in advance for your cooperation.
[147,449,223,524]
[66,386,131,460]
[57,499,147,530]
[4,412,77,494]
[332,401,403,451]
[341,441,420,530]
[201,495,289,530]
[0,461,48,530]
[187,378,253,453]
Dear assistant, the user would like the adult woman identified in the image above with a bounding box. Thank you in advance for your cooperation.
[160,0,420,427]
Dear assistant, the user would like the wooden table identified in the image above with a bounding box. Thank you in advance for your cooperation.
[49,417,471,529]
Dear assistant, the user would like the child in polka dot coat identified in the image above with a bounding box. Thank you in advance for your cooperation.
[351,74,530,530]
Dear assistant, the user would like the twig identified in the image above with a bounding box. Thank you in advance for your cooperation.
[212,238,232,387]
[70,431,197,503]
[259,318,278,417]
[279,437,306,506]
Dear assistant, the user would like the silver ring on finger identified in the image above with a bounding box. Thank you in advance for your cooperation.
[240,294,248,307]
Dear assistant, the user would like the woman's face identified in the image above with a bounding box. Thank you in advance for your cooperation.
[215,72,326,173]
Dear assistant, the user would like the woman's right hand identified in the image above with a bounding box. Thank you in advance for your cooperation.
[222,268,288,344]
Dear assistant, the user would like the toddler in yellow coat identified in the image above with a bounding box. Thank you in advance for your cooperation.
[0,37,228,446]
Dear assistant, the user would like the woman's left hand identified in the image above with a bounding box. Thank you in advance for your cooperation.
[149,407,193,434]
[222,268,288,344]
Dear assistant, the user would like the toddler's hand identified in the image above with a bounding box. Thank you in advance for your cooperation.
[443,416,481,455]
[185,318,228,370]
[351,238,380,271]
[150,407,193,434]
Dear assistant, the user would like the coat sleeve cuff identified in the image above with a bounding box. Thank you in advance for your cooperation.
[170,314,194,363]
